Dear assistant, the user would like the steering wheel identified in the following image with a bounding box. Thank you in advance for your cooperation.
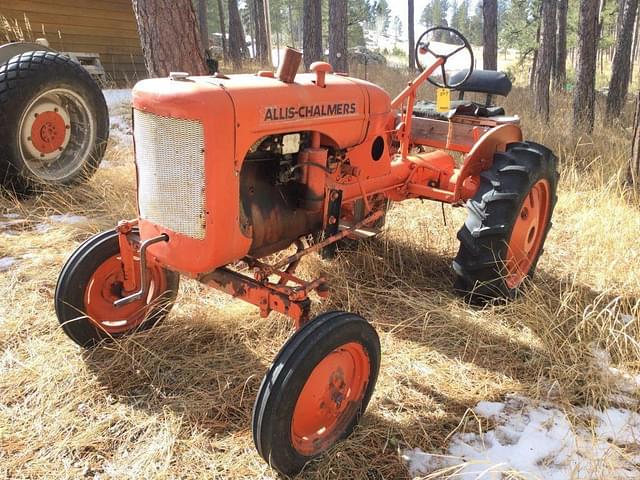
[415,26,474,89]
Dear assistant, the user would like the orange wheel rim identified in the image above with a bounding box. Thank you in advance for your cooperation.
[84,254,167,334]
[30,110,67,154]
[291,342,370,456]
[505,179,551,289]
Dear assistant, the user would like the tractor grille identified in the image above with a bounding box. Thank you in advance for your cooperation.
[133,109,206,240]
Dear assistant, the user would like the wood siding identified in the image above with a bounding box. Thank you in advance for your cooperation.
[1,0,146,84]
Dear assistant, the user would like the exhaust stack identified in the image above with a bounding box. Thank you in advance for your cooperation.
[276,47,302,83]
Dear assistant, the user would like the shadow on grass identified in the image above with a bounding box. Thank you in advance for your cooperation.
[84,313,268,437]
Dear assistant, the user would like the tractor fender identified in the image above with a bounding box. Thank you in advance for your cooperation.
[0,42,53,65]
[453,123,523,202]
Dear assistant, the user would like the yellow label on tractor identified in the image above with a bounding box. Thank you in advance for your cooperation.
[436,88,451,112]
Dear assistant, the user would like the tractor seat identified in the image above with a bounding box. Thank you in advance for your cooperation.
[450,69,512,98]
[412,69,512,121]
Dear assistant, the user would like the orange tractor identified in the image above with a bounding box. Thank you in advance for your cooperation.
[55,28,558,475]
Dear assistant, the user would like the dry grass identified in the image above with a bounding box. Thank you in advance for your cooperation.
[1,73,640,479]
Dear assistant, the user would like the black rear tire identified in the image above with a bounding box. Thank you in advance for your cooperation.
[252,311,381,476]
[453,141,559,303]
[55,229,179,348]
[0,51,109,193]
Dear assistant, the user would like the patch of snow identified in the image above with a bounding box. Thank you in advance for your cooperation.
[49,214,88,225]
[403,395,640,479]
[0,257,17,272]
[621,314,636,325]
[102,89,132,110]
[2,213,20,219]
[473,401,505,419]
[592,347,640,401]
[109,114,133,147]
[34,223,50,233]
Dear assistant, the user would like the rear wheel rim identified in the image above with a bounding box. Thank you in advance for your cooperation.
[290,342,370,456]
[83,253,167,335]
[505,179,551,289]
[18,88,96,182]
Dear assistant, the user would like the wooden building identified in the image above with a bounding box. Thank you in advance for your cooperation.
[1,0,145,84]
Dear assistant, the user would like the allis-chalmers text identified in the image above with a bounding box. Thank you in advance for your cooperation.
[263,103,358,121]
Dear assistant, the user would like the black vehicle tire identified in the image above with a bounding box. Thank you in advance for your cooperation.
[55,229,179,349]
[0,50,109,193]
[453,141,559,303]
[252,311,381,476]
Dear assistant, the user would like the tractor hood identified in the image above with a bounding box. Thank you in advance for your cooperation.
[132,71,391,160]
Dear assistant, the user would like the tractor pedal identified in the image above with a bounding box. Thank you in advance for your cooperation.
[338,225,378,239]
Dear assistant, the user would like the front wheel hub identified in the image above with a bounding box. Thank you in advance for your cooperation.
[290,342,370,456]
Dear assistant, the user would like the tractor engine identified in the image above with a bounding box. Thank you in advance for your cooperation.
[239,132,324,257]
[130,59,391,274]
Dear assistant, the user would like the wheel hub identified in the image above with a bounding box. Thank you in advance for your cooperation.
[21,101,71,161]
[505,179,551,289]
[291,342,370,456]
[84,254,166,335]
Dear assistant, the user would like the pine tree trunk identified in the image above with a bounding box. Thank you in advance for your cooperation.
[228,0,246,69]
[554,0,568,91]
[631,16,640,84]
[329,0,348,73]
[408,0,416,70]
[217,0,228,61]
[131,0,208,77]
[303,0,323,70]
[530,16,542,89]
[482,0,498,70]
[533,0,557,121]
[573,0,601,133]
[264,0,273,66]
[196,0,209,51]
[606,0,639,118]
[287,1,296,48]
[628,93,640,187]
[253,0,270,65]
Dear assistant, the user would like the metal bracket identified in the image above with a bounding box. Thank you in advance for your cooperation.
[322,189,343,259]
[113,233,169,308]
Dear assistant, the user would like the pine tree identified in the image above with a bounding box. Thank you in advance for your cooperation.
[483,0,498,70]
[606,0,639,118]
[533,0,557,120]
[553,0,568,91]
[629,93,640,187]
[228,0,246,69]
[329,0,348,72]
[132,0,208,77]
[303,0,323,69]
[409,0,416,69]
[573,0,601,132]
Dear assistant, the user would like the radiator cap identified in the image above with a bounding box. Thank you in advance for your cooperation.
[169,72,190,81]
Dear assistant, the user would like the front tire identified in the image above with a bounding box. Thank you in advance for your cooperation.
[252,311,381,475]
[55,229,179,348]
[0,51,109,193]
[453,141,559,303]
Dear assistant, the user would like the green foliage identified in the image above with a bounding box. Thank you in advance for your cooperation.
[349,0,376,47]
[499,0,539,61]
[418,0,482,45]
[420,0,450,28]
[374,0,391,33]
